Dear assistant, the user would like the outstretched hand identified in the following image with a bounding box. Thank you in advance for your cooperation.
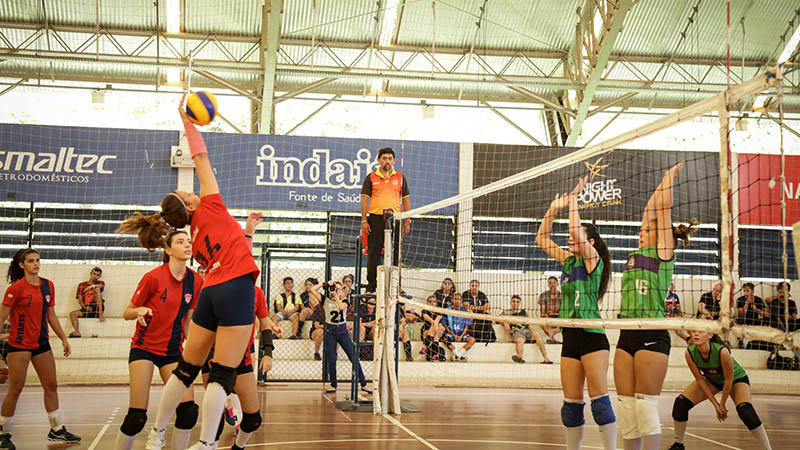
[178,93,189,122]
[571,176,588,197]
[665,161,685,181]
[549,193,570,211]
[245,212,264,235]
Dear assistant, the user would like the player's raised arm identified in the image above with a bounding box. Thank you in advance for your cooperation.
[179,94,219,197]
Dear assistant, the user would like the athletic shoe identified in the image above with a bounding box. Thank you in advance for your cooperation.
[546,339,560,344]
[47,426,81,443]
[188,441,215,450]
[667,443,685,450]
[458,356,467,362]
[224,406,236,426]
[231,445,244,450]
[419,346,426,355]
[145,426,166,450]
[314,352,322,360]
[289,335,299,340]
[0,433,15,450]
[512,355,525,364]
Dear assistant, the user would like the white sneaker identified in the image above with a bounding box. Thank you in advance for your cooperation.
[144,426,166,450]
[188,441,215,450]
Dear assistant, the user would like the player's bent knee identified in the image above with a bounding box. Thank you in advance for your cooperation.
[120,408,147,436]
[240,410,262,433]
[617,395,640,440]
[735,402,762,430]
[207,361,237,395]
[174,401,199,430]
[672,394,694,422]
[634,394,661,436]
[173,356,202,388]
[590,395,616,426]
[561,400,585,428]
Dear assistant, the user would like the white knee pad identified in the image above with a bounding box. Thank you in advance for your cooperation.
[618,395,640,440]
[634,393,661,436]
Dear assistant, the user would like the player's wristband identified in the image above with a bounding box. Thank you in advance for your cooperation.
[260,329,274,358]
[182,119,208,157]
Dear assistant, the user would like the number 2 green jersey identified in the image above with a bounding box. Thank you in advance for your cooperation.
[620,246,674,319]
[560,255,604,334]
[688,341,747,386]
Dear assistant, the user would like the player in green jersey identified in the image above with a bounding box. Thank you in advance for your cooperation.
[667,330,772,450]
[536,177,615,450]
[614,162,699,450]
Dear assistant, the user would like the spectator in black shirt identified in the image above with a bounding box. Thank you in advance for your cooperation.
[765,282,798,331]
[421,295,446,361]
[298,277,322,339]
[697,282,723,320]
[359,301,377,342]
[462,279,495,343]
[434,278,456,309]
[310,302,325,360]
[736,282,768,326]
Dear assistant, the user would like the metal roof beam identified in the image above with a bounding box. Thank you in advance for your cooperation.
[260,0,282,134]
[565,0,633,146]
[481,101,544,146]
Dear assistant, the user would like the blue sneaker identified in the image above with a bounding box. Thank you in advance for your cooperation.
[47,426,81,443]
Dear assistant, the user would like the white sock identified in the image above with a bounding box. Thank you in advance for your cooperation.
[673,420,687,444]
[114,430,137,450]
[154,375,190,430]
[749,425,772,450]
[641,433,660,450]
[47,409,63,431]
[173,427,192,450]
[0,415,12,434]
[598,422,617,450]
[623,437,642,450]
[565,425,584,450]
[235,429,254,448]
[199,382,228,444]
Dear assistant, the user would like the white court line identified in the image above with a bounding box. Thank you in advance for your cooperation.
[87,406,118,450]
[428,439,606,449]
[220,438,416,448]
[685,431,742,450]
[382,414,439,450]
[321,393,353,422]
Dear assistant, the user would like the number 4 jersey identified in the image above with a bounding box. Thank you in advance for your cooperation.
[620,246,674,319]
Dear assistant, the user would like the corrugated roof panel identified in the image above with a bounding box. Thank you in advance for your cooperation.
[282,0,376,42]
[184,0,261,36]
[0,0,39,23]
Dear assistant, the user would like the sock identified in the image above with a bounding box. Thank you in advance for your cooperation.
[199,382,228,444]
[172,427,192,450]
[235,429,253,448]
[0,416,12,434]
[598,422,617,450]
[565,425,584,450]
[153,375,190,430]
[749,425,772,450]
[673,420,688,444]
[623,438,642,450]
[47,409,63,431]
[641,433,660,450]
[114,430,137,450]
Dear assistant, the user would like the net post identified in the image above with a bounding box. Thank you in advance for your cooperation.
[455,142,474,283]
[718,97,733,336]
[374,211,401,414]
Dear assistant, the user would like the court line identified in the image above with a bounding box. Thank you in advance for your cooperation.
[428,439,605,449]
[86,405,118,450]
[321,393,353,422]
[382,414,439,450]
[685,431,742,450]
[220,438,416,448]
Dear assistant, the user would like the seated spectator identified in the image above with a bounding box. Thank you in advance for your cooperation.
[765,281,798,331]
[298,277,322,338]
[421,295,446,361]
[359,301,377,342]
[736,282,769,327]
[271,276,302,339]
[342,274,356,321]
[697,281,722,320]
[665,282,689,342]
[537,276,562,344]
[397,303,415,361]
[502,295,552,364]
[442,292,475,361]
[310,300,325,361]
[434,277,456,308]
[462,279,495,343]
[69,266,106,338]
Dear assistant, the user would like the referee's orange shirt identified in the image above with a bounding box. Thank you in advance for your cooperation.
[361,168,409,214]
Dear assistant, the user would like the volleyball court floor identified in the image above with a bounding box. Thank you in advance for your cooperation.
[6,384,798,449]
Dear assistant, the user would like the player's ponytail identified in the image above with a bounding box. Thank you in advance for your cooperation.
[673,217,699,246]
[583,223,612,300]
[7,248,39,284]
[117,193,189,251]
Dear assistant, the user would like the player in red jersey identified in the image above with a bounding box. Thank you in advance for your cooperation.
[112,230,204,450]
[0,248,80,449]
[117,95,263,450]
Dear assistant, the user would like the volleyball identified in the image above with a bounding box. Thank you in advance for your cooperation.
[185,91,218,126]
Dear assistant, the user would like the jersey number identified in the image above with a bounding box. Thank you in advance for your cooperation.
[574,290,580,308]
[636,279,649,296]
[194,236,221,268]
[329,310,344,323]
[24,294,32,306]
[160,289,168,303]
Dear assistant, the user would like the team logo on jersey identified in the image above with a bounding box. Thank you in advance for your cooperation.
[578,156,623,210]
[45,295,51,304]
[184,294,192,304]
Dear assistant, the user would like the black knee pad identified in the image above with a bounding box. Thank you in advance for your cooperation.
[240,410,262,433]
[120,407,147,437]
[207,361,238,395]
[672,395,695,422]
[215,413,226,441]
[174,401,199,430]
[735,402,762,430]
[173,356,202,388]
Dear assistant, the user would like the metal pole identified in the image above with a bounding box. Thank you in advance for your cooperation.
[380,210,393,411]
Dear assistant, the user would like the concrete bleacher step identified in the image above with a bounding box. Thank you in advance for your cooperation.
[59,317,136,338]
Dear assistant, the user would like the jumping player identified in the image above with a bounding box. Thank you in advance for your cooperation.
[0,248,80,449]
[668,330,772,450]
[112,230,203,450]
[615,162,697,450]
[536,177,616,450]
[118,94,261,450]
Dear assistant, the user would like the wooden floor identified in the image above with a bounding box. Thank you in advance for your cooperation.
[3,384,799,449]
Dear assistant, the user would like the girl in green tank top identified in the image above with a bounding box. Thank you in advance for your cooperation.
[536,177,616,450]
[666,330,772,450]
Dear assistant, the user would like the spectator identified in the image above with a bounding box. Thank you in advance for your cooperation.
[442,292,475,361]
[537,276,562,344]
[342,274,356,321]
[68,267,106,338]
[697,281,723,320]
[736,282,768,327]
[310,300,325,361]
[359,301,377,342]
[297,277,322,339]
[665,282,689,342]
[421,295,446,361]
[462,279,495,343]
[397,303,415,361]
[765,281,798,331]
[502,295,552,364]
[434,278,455,308]
[271,277,302,339]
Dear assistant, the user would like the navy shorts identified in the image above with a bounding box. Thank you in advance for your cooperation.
[561,328,610,360]
[193,274,256,331]
[617,329,671,356]
[7,341,52,357]
[128,347,180,369]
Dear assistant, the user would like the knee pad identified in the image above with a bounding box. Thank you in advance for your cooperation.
[672,394,694,422]
[120,408,147,437]
[634,393,661,436]
[590,395,615,426]
[735,402,762,430]
[240,410,262,433]
[561,400,585,428]
[173,356,202,388]
[617,395,640,440]
[207,361,238,395]
[174,401,199,430]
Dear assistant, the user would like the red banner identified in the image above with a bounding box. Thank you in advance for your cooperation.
[737,153,800,225]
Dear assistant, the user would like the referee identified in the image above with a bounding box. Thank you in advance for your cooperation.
[360,147,410,293]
